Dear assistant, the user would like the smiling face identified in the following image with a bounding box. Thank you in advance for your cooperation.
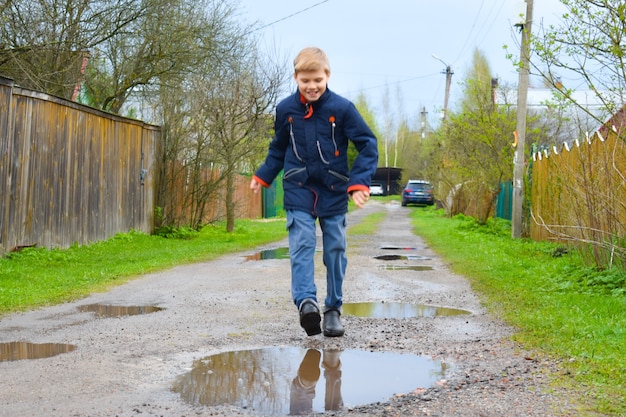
[294,68,329,103]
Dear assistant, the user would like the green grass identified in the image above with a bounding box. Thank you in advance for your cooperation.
[408,208,626,416]
[345,195,396,235]
[0,219,288,315]
[347,210,387,235]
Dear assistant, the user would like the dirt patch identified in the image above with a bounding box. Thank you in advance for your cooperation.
[0,201,575,416]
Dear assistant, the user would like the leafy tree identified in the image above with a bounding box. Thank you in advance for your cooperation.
[527,0,626,269]
[353,92,382,169]
[434,49,517,222]
[530,0,626,121]
[395,117,426,182]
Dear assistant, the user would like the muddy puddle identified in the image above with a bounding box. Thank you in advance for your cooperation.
[78,304,163,317]
[245,247,290,261]
[378,264,433,271]
[374,254,431,261]
[173,347,449,415]
[379,245,419,250]
[342,302,471,318]
[0,342,77,362]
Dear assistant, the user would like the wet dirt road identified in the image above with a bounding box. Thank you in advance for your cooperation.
[0,201,571,416]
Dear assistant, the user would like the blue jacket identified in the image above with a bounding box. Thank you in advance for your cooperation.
[254,88,379,217]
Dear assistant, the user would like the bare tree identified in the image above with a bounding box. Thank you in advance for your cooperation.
[0,0,144,99]
[193,45,286,232]
[154,79,221,229]
[2,0,289,233]
[153,20,286,231]
[85,0,240,114]
[0,0,232,114]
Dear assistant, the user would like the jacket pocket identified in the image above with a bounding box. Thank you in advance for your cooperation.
[283,167,308,189]
[326,169,349,192]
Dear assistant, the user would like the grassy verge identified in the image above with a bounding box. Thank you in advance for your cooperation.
[408,207,625,416]
[0,219,288,316]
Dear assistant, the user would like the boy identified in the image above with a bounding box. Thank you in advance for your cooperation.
[250,47,378,337]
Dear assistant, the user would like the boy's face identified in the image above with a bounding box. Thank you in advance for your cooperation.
[294,68,329,102]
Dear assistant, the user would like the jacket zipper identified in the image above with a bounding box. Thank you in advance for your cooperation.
[288,117,304,162]
[316,141,330,164]
[330,116,339,157]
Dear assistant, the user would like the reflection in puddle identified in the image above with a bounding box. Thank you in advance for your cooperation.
[173,347,448,415]
[78,304,163,318]
[378,265,433,271]
[374,254,431,261]
[343,302,471,318]
[245,247,290,261]
[0,342,77,362]
[379,246,418,250]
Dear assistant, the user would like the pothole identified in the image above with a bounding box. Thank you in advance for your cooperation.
[374,254,431,261]
[172,347,449,415]
[378,265,433,271]
[78,304,164,317]
[0,342,77,362]
[342,302,471,318]
[245,247,290,261]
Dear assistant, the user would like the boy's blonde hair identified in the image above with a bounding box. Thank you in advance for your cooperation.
[294,47,331,75]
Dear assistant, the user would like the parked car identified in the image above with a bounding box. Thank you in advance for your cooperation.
[401,180,434,206]
[369,182,384,196]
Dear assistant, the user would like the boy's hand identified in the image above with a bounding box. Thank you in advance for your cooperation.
[351,190,370,209]
[250,178,261,194]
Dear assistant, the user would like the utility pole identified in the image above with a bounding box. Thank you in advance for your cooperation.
[432,54,453,120]
[512,0,533,238]
[420,106,428,138]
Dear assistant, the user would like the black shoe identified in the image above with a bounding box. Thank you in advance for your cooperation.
[323,309,345,337]
[299,299,321,336]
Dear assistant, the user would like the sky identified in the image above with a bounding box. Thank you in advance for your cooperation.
[235,0,568,127]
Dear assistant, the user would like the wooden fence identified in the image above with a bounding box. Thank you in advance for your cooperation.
[0,76,160,255]
[161,162,263,226]
[530,124,626,253]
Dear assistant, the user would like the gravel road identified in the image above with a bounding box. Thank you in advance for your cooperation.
[0,201,576,416]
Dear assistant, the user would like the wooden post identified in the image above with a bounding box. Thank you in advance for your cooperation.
[512,0,533,238]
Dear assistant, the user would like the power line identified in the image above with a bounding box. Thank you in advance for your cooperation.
[452,0,486,65]
[452,0,507,67]
[249,0,330,34]
[340,72,440,98]
[473,1,507,53]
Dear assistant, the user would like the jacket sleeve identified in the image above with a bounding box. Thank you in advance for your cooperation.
[344,103,379,193]
[254,111,289,187]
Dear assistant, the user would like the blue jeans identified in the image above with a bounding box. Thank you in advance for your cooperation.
[287,209,347,311]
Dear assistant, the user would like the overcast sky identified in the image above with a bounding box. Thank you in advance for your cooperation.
[235,0,567,126]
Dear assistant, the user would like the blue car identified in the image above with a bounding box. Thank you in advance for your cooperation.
[401,180,434,206]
